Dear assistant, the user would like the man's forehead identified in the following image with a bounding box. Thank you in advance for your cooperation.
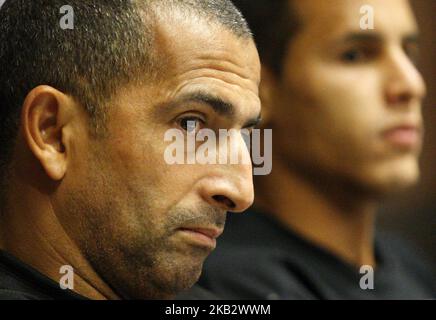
[153,13,260,85]
[295,0,418,39]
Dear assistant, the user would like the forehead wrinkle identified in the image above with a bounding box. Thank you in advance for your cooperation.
[172,50,260,83]
[193,51,260,82]
[162,53,260,105]
[174,67,259,96]
[170,74,260,108]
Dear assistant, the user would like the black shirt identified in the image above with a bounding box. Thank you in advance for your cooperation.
[0,250,86,300]
[0,250,216,300]
[199,210,436,300]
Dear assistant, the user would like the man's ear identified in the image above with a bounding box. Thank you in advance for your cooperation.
[21,85,72,181]
[259,66,279,128]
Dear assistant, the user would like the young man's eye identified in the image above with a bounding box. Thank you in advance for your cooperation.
[178,116,204,133]
[342,49,362,62]
[341,48,366,63]
[340,47,377,63]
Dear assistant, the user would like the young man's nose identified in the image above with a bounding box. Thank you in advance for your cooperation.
[385,47,427,107]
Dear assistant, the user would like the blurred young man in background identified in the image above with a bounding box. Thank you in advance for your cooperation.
[200,0,436,299]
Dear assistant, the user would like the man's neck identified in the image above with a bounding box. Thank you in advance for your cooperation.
[0,181,120,300]
[255,158,379,268]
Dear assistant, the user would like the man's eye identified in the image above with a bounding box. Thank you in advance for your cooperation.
[340,47,377,63]
[341,48,366,63]
[178,117,204,133]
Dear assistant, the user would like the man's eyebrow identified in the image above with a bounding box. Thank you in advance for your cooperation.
[340,32,420,44]
[243,114,262,129]
[176,91,262,128]
[179,92,235,117]
[341,32,383,44]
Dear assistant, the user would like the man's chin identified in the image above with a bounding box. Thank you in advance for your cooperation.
[86,247,206,299]
[114,270,202,300]
[133,257,204,299]
[353,158,419,197]
[364,172,420,199]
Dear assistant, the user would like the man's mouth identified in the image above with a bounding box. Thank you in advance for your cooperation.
[382,124,422,149]
[177,227,224,249]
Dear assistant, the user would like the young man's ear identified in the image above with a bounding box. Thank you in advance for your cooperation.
[21,85,73,181]
[259,66,279,128]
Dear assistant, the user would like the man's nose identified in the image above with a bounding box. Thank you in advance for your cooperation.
[384,47,427,107]
[199,136,254,213]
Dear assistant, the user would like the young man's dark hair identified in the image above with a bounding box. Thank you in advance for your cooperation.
[0,0,261,299]
[231,0,300,75]
[200,0,436,299]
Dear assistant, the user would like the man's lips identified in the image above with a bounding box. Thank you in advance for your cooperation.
[177,227,224,248]
[382,124,422,149]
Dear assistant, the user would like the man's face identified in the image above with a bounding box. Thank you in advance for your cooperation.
[272,0,426,195]
[57,17,260,299]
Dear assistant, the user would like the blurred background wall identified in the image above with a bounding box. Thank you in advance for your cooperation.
[379,0,435,269]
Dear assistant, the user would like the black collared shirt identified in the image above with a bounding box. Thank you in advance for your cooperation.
[199,210,436,300]
[0,250,217,300]
[0,250,86,300]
